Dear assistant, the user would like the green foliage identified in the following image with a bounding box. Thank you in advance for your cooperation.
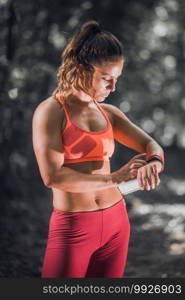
[1,0,185,193]
[0,0,185,278]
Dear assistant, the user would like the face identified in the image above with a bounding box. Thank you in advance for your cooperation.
[88,59,124,102]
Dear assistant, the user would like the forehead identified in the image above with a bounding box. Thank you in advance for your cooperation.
[93,59,124,77]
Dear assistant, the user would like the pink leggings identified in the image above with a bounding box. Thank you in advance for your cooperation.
[41,198,130,278]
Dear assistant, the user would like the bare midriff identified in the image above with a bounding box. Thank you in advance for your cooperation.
[52,160,123,212]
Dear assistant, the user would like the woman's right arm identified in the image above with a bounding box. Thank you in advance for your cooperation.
[32,100,116,193]
[32,100,145,193]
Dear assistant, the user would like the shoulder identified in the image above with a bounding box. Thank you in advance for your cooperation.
[99,103,128,125]
[33,96,64,117]
[32,96,64,125]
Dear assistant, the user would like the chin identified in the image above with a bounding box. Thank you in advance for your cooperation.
[95,95,107,102]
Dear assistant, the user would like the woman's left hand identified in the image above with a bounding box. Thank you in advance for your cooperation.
[137,161,162,190]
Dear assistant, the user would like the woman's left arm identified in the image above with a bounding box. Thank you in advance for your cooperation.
[101,103,165,190]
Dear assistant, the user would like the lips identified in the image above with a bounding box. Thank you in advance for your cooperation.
[95,93,109,100]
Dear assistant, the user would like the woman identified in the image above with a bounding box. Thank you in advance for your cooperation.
[32,21,164,278]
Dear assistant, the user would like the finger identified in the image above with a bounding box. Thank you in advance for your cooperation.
[145,177,151,190]
[148,165,160,190]
[143,175,150,190]
[130,163,146,169]
[146,165,155,190]
[132,163,146,169]
[132,153,147,160]
[130,160,147,169]
[153,164,160,186]
[150,172,156,189]
[144,165,152,190]
[130,168,138,179]
[133,159,147,164]
[138,168,147,190]
[137,169,144,190]
[151,165,158,187]
[148,165,156,189]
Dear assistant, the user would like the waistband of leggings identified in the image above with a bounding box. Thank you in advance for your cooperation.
[53,197,125,215]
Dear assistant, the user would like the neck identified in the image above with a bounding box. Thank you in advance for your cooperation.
[67,89,95,107]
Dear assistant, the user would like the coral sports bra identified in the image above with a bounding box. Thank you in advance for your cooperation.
[56,94,115,164]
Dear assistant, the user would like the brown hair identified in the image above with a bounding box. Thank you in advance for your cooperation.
[53,20,124,100]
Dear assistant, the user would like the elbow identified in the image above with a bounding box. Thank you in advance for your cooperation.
[43,172,66,191]
[43,174,53,188]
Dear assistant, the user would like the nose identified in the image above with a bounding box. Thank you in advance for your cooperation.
[107,79,116,92]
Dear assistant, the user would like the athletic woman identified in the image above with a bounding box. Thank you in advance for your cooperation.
[32,21,164,278]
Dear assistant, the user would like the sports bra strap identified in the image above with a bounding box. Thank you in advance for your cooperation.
[94,99,108,119]
[55,93,110,128]
[62,102,71,123]
[55,92,71,123]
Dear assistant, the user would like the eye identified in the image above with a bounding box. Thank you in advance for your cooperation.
[102,78,110,82]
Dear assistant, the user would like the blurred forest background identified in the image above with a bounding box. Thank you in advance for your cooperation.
[0,0,185,278]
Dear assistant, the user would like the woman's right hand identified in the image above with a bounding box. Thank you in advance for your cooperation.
[111,153,147,184]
